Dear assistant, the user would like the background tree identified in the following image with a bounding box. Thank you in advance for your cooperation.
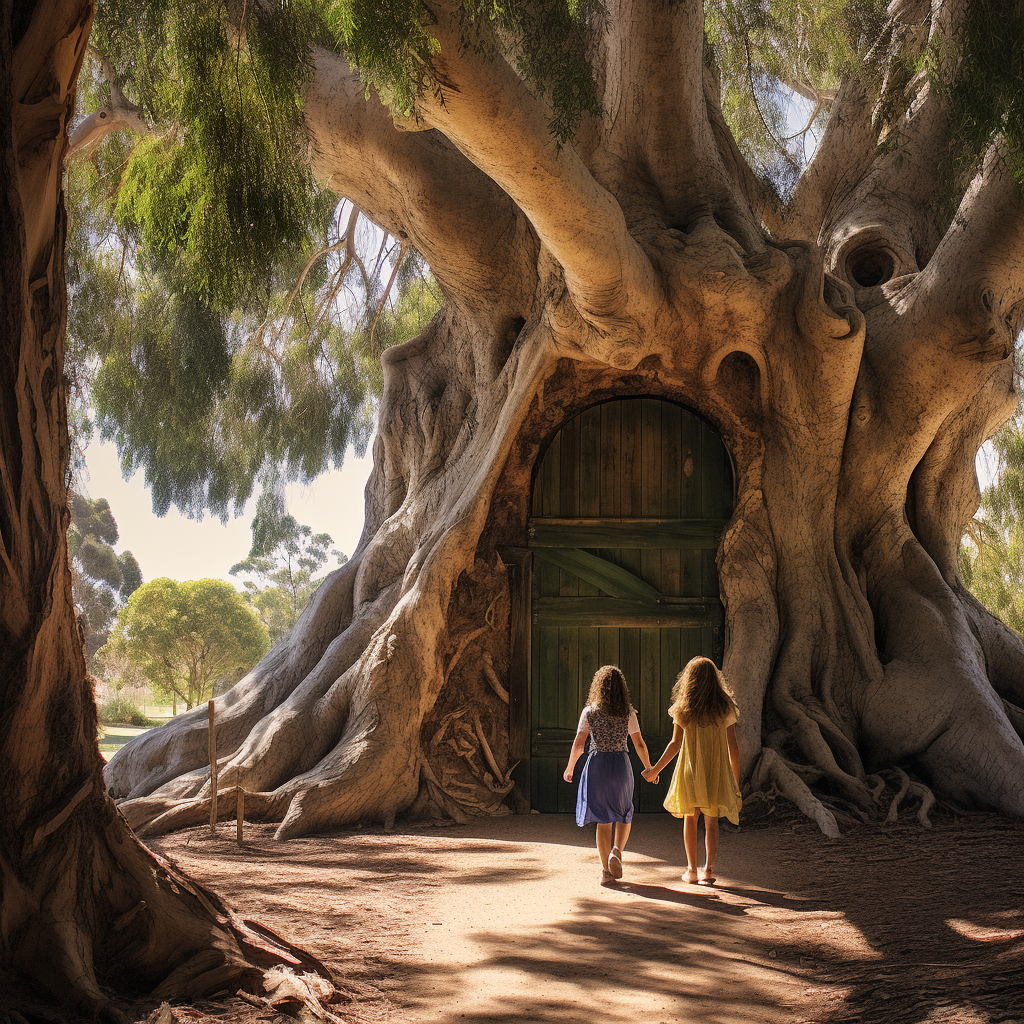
[83,0,1024,842]
[230,501,347,644]
[68,492,142,662]
[962,416,1024,636]
[1,2,336,1017]
[63,70,440,524]
[100,578,271,711]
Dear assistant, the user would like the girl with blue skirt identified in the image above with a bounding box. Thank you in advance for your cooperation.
[563,665,654,884]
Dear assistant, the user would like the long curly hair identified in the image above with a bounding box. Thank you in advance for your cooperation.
[586,665,633,719]
[669,656,737,727]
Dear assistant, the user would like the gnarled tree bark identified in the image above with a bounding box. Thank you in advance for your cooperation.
[1,2,336,1016]
[105,0,1024,839]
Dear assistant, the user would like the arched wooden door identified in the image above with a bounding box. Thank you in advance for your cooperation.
[527,398,734,812]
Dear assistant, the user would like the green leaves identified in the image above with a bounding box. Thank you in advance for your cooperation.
[70,493,119,545]
[706,0,887,190]
[326,0,603,145]
[101,0,332,309]
[69,0,430,524]
[231,499,346,644]
[68,494,142,661]
[100,578,271,709]
[328,0,440,117]
[118,551,143,596]
[78,536,124,589]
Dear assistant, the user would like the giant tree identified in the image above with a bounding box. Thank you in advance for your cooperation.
[90,0,1024,840]
[1,0,337,1015]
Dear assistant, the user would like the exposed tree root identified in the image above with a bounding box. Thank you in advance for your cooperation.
[752,748,841,838]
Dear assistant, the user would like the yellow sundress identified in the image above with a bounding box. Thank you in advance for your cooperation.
[663,709,741,824]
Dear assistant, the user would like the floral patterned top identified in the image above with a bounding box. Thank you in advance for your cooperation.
[577,705,640,752]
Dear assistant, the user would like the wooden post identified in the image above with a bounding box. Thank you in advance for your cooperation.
[208,699,218,831]
[236,787,244,846]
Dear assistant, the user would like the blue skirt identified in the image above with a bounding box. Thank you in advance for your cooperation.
[576,750,634,826]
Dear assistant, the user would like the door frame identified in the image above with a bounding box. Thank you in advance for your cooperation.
[505,397,734,813]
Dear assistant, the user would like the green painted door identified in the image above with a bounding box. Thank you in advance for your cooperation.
[528,398,733,813]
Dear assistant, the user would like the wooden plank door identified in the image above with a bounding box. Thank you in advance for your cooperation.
[528,398,732,813]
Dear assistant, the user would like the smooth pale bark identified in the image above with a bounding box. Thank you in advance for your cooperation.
[1,2,337,1016]
[98,0,1024,841]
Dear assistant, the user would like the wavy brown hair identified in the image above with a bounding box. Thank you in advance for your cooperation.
[586,665,633,718]
[669,656,737,727]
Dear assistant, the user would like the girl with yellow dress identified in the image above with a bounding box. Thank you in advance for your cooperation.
[643,657,741,885]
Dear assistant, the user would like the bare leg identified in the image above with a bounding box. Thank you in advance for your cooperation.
[612,821,631,853]
[596,823,614,881]
[700,814,720,883]
[682,814,700,883]
[606,821,630,879]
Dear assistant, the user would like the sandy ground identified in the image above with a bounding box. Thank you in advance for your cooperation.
[146,811,1024,1024]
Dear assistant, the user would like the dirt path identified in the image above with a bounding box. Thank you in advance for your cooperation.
[149,812,1024,1024]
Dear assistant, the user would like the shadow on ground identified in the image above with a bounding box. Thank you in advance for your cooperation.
[150,811,1024,1024]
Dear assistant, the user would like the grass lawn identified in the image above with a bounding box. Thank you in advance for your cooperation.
[98,718,172,761]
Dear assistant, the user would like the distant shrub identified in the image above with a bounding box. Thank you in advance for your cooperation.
[98,693,155,727]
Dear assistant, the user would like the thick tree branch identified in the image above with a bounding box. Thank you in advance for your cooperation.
[304,48,538,310]
[598,2,701,201]
[816,0,975,276]
[767,76,879,242]
[66,48,149,159]
[904,148,1024,576]
[591,2,766,250]
[410,3,654,336]
[839,147,1024,532]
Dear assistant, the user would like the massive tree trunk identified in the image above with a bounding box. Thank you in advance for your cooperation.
[106,0,1024,839]
[0,3,335,1016]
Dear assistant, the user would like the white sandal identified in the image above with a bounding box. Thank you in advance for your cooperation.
[608,846,623,879]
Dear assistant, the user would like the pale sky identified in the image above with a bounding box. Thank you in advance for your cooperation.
[83,438,374,586]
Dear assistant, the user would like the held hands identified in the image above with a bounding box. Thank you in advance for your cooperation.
[642,767,659,784]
